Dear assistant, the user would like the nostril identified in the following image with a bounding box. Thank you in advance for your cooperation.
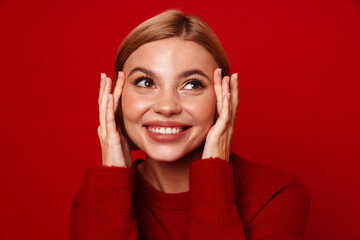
[153,97,182,115]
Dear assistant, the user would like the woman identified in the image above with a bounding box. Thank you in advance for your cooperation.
[71,10,310,240]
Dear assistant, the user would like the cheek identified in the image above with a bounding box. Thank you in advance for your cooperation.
[121,88,148,126]
[185,91,216,128]
[121,88,151,148]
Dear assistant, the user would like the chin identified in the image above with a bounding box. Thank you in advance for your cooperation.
[144,147,188,162]
[141,143,203,163]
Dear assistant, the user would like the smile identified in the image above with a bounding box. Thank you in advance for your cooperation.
[143,122,191,143]
[146,126,185,135]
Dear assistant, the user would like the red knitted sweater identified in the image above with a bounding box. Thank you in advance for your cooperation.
[71,155,310,239]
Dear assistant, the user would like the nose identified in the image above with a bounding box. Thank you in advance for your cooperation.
[153,89,182,116]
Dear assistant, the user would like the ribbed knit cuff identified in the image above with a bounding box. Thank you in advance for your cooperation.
[190,158,235,205]
[73,167,136,225]
[188,158,244,239]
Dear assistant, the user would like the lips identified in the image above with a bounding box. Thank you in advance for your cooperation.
[143,121,191,143]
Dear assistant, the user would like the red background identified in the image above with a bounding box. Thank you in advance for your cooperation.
[0,0,359,239]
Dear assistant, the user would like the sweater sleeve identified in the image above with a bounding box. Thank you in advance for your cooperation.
[189,158,246,240]
[70,167,138,240]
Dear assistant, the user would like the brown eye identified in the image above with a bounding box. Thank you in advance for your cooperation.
[136,78,155,88]
[183,80,205,90]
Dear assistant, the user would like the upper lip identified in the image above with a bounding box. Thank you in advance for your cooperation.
[143,121,191,128]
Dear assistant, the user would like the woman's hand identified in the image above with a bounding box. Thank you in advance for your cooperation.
[202,68,238,162]
[97,72,132,168]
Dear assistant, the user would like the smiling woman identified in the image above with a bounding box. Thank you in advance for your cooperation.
[121,38,217,164]
[70,10,310,240]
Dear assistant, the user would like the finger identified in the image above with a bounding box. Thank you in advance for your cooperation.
[97,125,101,137]
[211,92,231,137]
[222,75,230,100]
[113,71,125,111]
[220,92,231,130]
[98,73,107,105]
[230,73,239,125]
[105,94,118,138]
[99,77,112,137]
[221,76,231,126]
[210,75,230,136]
[213,68,223,115]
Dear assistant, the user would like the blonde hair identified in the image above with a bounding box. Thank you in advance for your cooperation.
[115,10,230,78]
[114,10,230,149]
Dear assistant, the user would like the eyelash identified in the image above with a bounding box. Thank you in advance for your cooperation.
[184,78,206,90]
[133,76,154,88]
[133,76,206,90]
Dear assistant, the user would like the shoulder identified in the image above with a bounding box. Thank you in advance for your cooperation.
[229,154,310,229]
[229,154,306,191]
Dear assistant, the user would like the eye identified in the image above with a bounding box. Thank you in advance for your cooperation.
[183,79,206,90]
[135,77,155,88]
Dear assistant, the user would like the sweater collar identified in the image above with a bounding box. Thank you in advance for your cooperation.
[133,159,190,210]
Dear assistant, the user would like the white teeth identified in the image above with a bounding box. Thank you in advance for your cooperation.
[147,127,184,135]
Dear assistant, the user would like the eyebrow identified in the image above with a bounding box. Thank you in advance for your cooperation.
[180,69,210,81]
[128,67,210,81]
[128,67,155,78]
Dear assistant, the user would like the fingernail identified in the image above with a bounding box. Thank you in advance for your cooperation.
[218,68,222,76]
[118,71,122,79]
[101,73,105,79]
[234,73,238,80]
[226,76,230,84]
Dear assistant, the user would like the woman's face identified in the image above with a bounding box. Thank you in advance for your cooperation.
[121,38,217,162]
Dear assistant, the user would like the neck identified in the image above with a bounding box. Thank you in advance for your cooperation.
[138,148,202,193]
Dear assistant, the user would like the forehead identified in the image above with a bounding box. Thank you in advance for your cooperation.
[123,38,218,75]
